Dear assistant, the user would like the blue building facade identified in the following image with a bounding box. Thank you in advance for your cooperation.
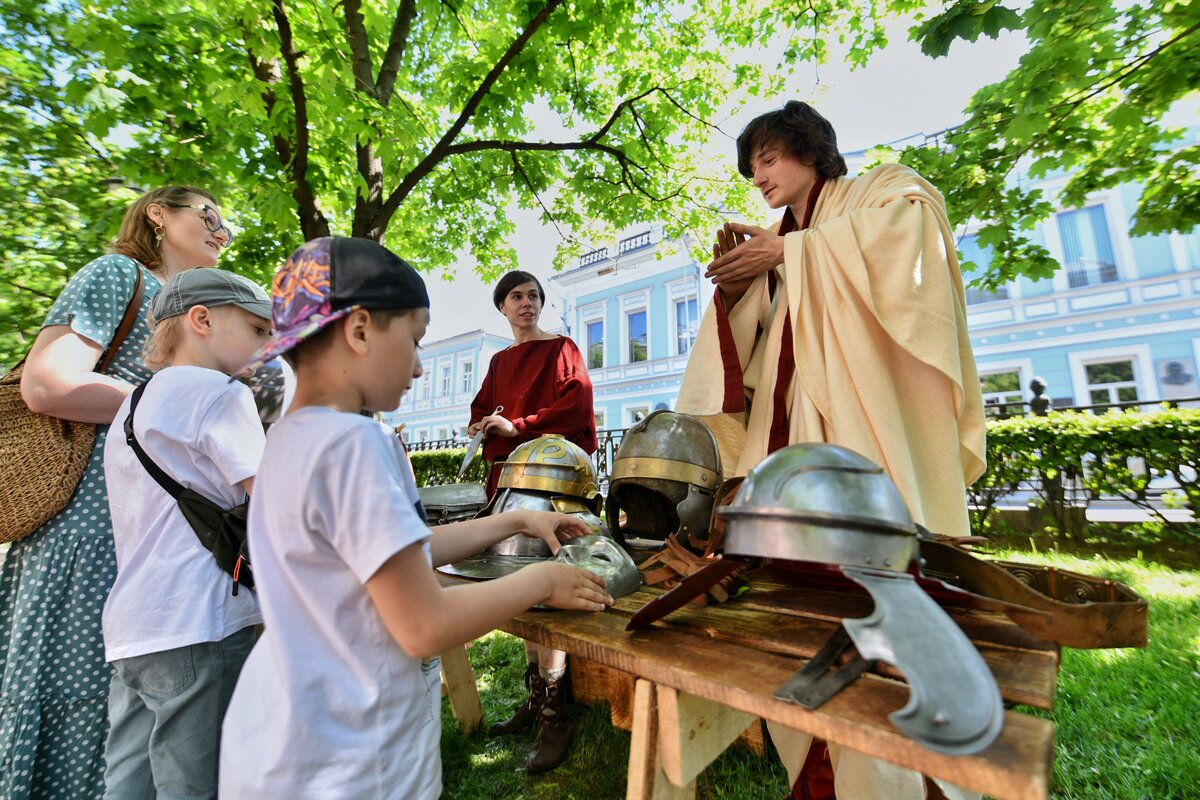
[386,135,1200,444]
[381,329,511,443]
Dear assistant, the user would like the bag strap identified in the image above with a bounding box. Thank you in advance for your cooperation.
[96,267,146,374]
[123,379,187,500]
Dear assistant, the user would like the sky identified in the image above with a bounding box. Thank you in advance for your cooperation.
[421,20,1032,344]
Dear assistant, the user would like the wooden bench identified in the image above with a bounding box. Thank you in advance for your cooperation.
[438,570,1059,800]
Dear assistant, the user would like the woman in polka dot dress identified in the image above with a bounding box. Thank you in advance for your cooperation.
[0,186,233,799]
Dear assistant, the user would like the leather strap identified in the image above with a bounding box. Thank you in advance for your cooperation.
[96,268,146,374]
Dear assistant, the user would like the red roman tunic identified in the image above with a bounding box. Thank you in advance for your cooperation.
[470,336,597,496]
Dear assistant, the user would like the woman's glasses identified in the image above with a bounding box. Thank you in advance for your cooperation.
[162,202,234,245]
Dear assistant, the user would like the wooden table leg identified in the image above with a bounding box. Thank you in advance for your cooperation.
[627,679,696,800]
[656,684,757,788]
[439,645,484,734]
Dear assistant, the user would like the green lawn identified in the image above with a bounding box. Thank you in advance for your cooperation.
[440,549,1200,799]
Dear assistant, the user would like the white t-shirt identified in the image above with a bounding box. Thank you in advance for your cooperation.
[219,407,440,800]
[103,366,264,661]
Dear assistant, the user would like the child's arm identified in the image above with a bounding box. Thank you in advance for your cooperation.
[365,543,611,658]
[240,478,255,496]
[428,510,590,567]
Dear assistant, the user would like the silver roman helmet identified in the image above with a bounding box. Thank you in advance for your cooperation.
[718,443,1004,756]
[438,435,636,594]
[605,410,722,546]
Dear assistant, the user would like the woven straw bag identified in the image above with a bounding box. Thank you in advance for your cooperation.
[0,271,144,544]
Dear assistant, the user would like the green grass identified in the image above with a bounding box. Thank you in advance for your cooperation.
[441,548,1200,799]
[992,549,1200,800]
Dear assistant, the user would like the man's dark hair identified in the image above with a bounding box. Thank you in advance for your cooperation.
[492,270,546,311]
[736,101,848,181]
[282,308,411,370]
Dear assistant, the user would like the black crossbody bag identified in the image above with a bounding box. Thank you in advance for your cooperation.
[124,380,254,595]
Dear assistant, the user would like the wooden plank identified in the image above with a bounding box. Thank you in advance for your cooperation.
[627,680,696,800]
[656,685,756,787]
[436,573,1056,800]
[574,659,767,755]
[439,645,484,734]
[499,607,1054,800]
[610,587,1059,710]
[572,656,638,730]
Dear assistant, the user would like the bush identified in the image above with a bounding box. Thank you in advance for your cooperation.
[974,407,1200,534]
[410,447,488,487]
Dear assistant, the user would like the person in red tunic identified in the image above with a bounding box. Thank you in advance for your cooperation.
[468,271,597,495]
[467,270,597,772]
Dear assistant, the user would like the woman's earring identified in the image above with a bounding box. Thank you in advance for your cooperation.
[154,226,165,247]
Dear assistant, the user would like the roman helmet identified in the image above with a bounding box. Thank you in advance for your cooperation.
[604,410,722,546]
[717,443,1004,756]
[439,434,611,582]
[720,442,919,570]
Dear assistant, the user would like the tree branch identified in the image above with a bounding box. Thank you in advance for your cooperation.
[375,0,565,231]
[376,0,417,104]
[509,151,571,244]
[341,0,376,96]
[270,0,329,239]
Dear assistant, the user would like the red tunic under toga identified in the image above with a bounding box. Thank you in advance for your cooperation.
[470,336,597,496]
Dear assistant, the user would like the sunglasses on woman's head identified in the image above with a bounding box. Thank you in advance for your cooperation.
[162,202,234,244]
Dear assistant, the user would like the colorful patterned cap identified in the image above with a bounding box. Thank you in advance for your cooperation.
[235,236,428,375]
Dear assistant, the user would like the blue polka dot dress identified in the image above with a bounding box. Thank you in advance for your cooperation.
[0,255,161,800]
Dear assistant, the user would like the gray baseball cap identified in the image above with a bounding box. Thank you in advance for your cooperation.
[151,268,271,323]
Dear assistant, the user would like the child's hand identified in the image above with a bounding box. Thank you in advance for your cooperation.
[532,562,613,611]
[518,511,591,554]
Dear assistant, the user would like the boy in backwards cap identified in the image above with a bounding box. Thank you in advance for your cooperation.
[102,268,271,798]
[218,237,611,799]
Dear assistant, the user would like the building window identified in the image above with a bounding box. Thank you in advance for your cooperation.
[586,319,604,369]
[628,406,648,425]
[959,234,1009,305]
[439,364,451,396]
[674,297,698,354]
[1058,205,1117,289]
[980,370,1023,417]
[460,360,473,393]
[594,409,606,430]
[1085,360,1139,405]
[627,310,647,363]
[436,427,449,440]
[420,376,430,401]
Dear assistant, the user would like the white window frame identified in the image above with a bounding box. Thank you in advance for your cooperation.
[1045,195,1128,292]
[620,290,651,364]
[580,302,606,370]
[666,279,699,357]
[438,361,452,396]
[977,358,1034,415]
[1068,344,1153,408]
[622,403,650,425]
[459,358,474,394]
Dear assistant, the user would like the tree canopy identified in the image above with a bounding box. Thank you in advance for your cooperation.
[0,0,1195,364]
[899,0,1199,289]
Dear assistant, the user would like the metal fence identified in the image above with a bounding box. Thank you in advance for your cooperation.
[403,396,1199,501]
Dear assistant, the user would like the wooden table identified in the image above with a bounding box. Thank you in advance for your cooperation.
[438,569,1059,800]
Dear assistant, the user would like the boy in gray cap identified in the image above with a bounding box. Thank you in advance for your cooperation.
[101,267,272,798]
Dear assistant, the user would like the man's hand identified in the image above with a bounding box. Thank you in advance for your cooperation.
[704,222,784,305]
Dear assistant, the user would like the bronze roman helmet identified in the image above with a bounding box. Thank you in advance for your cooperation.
[604,410,721,546]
